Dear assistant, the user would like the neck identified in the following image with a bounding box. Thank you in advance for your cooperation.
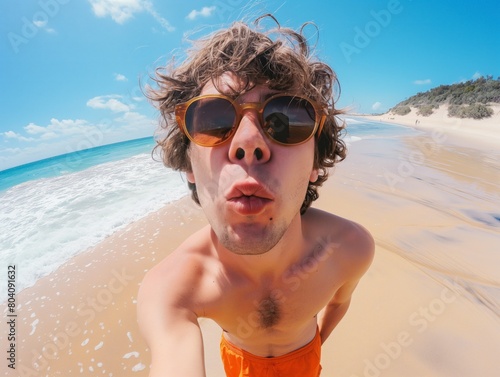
[213,214,305,282]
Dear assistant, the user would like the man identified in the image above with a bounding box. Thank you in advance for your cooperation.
[138,16,374,377]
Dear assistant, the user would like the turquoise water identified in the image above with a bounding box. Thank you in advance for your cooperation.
[0,137,156,192]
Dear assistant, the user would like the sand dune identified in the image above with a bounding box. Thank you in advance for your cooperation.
[362,104,500,146]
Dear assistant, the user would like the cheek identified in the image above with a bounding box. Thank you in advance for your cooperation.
[187,145,208,181]
[287,144,317,181]
[185,145,196,183]
[188,147,226,205]
[277,149,316,201]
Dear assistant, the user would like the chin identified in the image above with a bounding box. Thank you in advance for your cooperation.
[219,222,286,255]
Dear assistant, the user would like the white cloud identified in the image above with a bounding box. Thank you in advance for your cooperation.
[87,95,131,112]
[17,115,148,143]
[2,131,34,142]
[24,119,92,140]
[40,131,59,140]
[114,111,152,130]
[88,0,174,31]
[1,112,155,170]
[88,0,144,24]
[472,71,482,80]
[33,19,56,34]
[371,102,382,111]
[143,1,175,32]
[187,6,216,20]
[4,131,18,138]
[4,148,22,154]
[33,20,47,28]
[413,79,431,85]
[114,73,128,81]
[48,119,91,134]
[2,119,94,144]
[25,123,48,135]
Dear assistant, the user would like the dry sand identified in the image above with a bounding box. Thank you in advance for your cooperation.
[2,121,500,376]
[361,104,500,146]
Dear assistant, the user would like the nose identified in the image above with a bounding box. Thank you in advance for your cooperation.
[228,112,271,165]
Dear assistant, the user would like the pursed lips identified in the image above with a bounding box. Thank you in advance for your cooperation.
[225,181,274,216]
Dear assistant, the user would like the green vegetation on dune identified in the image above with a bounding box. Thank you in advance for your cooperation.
[391,76,500,119]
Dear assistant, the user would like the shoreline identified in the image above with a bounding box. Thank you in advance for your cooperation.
[2,125,499,376]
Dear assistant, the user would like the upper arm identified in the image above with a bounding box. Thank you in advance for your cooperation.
[330,221,375,306]
[137,258,206,377]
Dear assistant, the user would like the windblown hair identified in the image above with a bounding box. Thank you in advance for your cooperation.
[147,15,347,214]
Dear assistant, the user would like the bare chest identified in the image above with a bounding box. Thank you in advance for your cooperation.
[207,262,341,338]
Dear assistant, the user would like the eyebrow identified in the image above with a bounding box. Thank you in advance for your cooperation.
[234,91,281,103]
[262,91,280,101]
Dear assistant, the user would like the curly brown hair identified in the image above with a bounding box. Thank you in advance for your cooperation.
[147,15,346,214]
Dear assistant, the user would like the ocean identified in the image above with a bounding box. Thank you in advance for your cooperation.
[0,120,416,297]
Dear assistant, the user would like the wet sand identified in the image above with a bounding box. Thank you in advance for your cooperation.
[3,124,500,376]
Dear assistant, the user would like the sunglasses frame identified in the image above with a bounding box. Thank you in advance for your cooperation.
[175,93,328,147]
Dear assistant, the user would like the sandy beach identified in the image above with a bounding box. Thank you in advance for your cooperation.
[360,104,500,146]
[3,120,500,376]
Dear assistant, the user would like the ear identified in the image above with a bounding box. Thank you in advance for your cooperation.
[309,168,319,183]
[186,171,195,184]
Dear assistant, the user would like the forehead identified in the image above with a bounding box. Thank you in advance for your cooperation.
[200,72,276,101]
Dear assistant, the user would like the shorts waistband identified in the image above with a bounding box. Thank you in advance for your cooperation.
[220,327,321,364]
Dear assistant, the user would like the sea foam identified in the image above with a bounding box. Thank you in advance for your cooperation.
[0,153,188,297]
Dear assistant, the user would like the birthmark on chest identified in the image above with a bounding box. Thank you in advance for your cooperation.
[256,296,281,329]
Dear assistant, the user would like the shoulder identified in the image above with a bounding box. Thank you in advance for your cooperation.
[304,207,375,278]
[137,225,214,319]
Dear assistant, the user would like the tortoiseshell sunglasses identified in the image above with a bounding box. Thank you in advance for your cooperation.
[175,93,327,147]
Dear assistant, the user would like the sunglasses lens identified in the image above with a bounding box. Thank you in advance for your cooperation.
[185,97,236,145]
[263,96,317,144]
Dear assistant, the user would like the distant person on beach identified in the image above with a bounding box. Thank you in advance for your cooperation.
[138,15,374,377]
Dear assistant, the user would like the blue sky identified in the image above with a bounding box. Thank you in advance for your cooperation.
[1,0,499,170]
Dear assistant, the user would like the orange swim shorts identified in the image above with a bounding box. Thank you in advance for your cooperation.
[220,328,322,377]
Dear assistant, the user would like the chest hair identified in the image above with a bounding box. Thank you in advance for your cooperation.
[256,295,281,329]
